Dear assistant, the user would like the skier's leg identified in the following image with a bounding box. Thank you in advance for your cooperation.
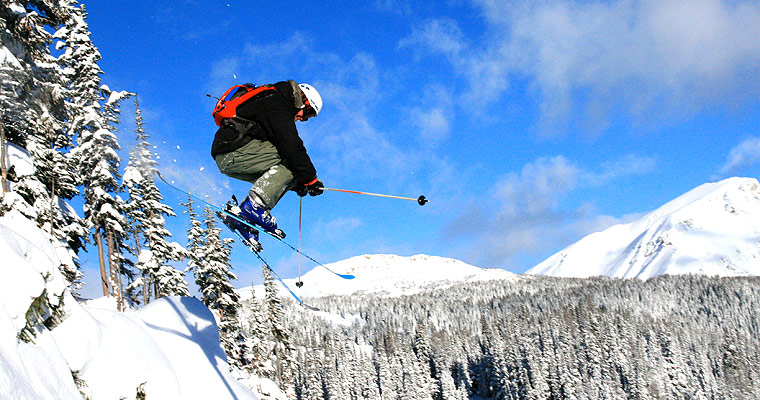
[249,164,294,210]
[215,139,292,234]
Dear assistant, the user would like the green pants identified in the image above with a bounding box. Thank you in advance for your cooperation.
[214,139,294,209]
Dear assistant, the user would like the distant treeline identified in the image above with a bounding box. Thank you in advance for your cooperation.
[264,274,760,400]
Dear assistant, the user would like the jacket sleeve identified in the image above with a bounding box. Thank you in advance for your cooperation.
[255,99,318,185]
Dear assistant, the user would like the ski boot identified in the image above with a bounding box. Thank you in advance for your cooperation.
[237,196,286,239]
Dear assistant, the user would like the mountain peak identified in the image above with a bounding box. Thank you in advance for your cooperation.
[241,254,517,299]
[528,177,760,279]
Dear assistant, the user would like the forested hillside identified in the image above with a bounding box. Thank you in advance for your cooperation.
[269,275,760,399]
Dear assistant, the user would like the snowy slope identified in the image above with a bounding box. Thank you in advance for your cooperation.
[241,254,517,300]
[528,177,760,279]
[0,211,257,400]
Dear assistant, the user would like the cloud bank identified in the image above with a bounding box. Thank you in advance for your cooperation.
[446,154,654,269]
[405,0,760,134]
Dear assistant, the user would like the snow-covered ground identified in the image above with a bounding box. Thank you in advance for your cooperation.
[0,211,260,400]
[528,177,760,279]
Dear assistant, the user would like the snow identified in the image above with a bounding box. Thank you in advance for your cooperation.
[8,3,27,17]
[0,46,23,69]
[0,211,258,400]
[528,177,760,279]
[240,254,518,300]
[3,142,35,178]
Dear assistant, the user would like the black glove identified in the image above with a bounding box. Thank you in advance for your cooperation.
[306,179,324,196]
[296,179,324,197]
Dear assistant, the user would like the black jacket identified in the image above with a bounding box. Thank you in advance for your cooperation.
[211,81,318,185]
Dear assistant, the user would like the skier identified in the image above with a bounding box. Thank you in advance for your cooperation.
[211,80,324,247]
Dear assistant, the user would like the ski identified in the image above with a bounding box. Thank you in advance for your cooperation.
[156,171,355,280]
[229,228,320,311]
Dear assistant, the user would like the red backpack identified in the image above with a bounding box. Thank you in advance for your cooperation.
[212,83,277,126]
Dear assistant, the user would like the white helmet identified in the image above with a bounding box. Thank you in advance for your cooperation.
[298,83,323,116]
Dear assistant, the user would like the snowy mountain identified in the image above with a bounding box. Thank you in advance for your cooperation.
[528,177,760,279]
[241,254,517,299]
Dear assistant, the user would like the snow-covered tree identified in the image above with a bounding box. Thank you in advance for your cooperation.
[190,206,245,366]
[263,265,296,389]
[50,0,104,260]
[181,195,203,287]
[278,274,760,399]
[1,1,90,289]
[239,295,271,374]
[124,97,155,302]
[122,96,187,300]
[1,1,65,214]
[70,83,134,301]
[0,1,68,150]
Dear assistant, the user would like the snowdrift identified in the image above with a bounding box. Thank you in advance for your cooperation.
[0,211,256,400]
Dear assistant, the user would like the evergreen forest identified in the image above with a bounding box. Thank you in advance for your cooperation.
[260,274,760,400]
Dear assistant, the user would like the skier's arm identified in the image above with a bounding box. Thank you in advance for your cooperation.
[260,103,318,185]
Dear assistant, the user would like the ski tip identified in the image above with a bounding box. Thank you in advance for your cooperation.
[303,304,321,312]
[338,273,355,280]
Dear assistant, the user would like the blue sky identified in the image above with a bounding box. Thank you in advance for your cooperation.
[77,0,760,296]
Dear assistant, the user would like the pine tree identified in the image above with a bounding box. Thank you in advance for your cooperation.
[122,96,188,300]
[181,195,203,290]
[374,342,396,400]
[413,318,437,397]
[123,147,148,304]
[263,265,295,389]
[321,332,347,400]
[54,1,137,301]
[119,101,157,305]
[1,1,89,289]
[0,1,68,151]
[192,206,245,366]
[0,0,78,343]
[70,82,133,302]
[239,294,271,374]
[301,339,325,400]
[0,2,62,218]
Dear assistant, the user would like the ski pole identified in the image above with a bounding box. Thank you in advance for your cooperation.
[296,197,303,288]
[321,188,429,206]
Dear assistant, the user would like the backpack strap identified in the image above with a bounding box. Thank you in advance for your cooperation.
[213,84,277,126]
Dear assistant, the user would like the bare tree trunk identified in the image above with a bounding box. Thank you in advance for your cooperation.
[1,120,9,195]
[133,220,150,305]
[96,228,108,296]
[107,229,124,311]
[49,174,55,235]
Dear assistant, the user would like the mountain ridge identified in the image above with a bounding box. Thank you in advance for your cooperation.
[528,177,760,279]
[240,253,517,300]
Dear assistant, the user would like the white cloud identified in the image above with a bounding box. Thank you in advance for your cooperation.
[314,217,363,241]
[408,84,454,146]
[493,156,580,218]
[719,136,760,174]
[398,18,466,58]
[584,154,657,185]
[406,0,760,134]
[444,153,656,268]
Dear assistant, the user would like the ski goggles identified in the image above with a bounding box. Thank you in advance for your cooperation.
[301,94,318,121]
[302,104,317,121]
